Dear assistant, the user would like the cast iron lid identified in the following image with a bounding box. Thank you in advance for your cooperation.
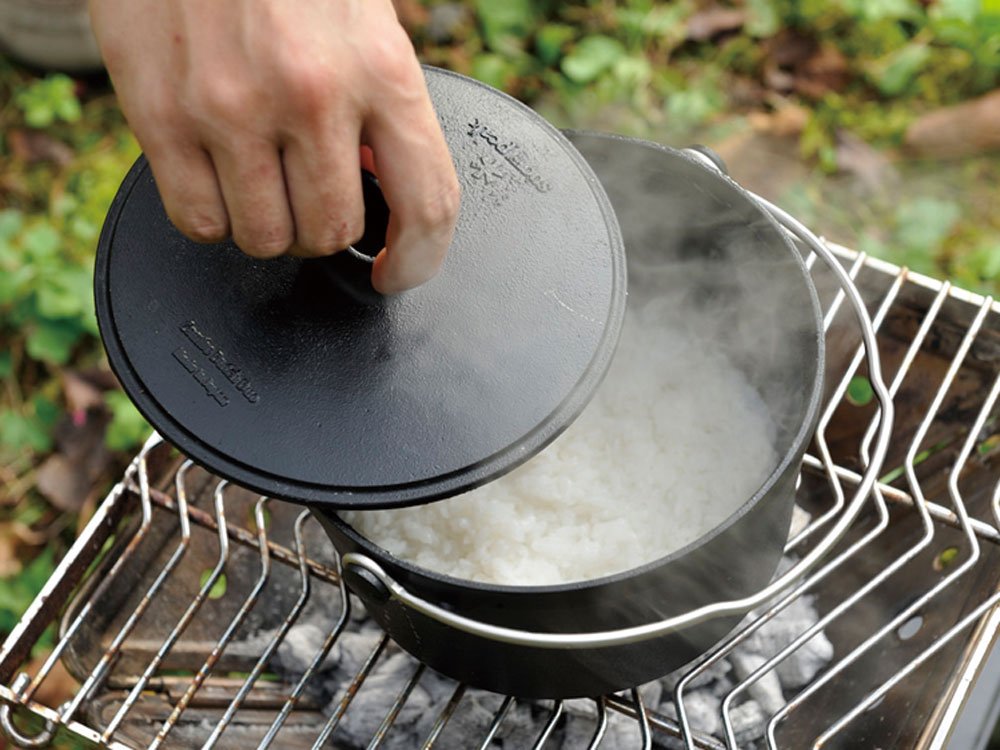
[94,67,626,509]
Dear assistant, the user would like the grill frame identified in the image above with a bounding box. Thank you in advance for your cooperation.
[0,241,997,749]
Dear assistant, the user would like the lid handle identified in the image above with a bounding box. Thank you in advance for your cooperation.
[312,170,390,302]
[349,169,390,261]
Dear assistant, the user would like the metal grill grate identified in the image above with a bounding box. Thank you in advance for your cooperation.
[0,242,997,749]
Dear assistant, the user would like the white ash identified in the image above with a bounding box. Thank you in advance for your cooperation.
[655,569,833,747]
[659,688,723,741]
[728,700,769,745]
[730,652,786,715]
[275,622,332,674]
[660,657,732,694]
[562,709,646,750]
[742,595,835,690]
[788,503,812,539]
[249,553,832,748]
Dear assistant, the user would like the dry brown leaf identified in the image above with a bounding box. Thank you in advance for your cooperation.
[712,129,811,202]
[905,89,1000,159]
[0,525,21,578]
[686,7,746,42]
[763,31,850,99]
[391,0,428,32]
[835,131,899,196]
[763,63,796,93]
[7,129,74,166]
[727,76,768,108]
[794,43,850,100]
[37,412,112,513]
[35,454,90,514]
[748,101,810,136]
[767,29,817,69]
[61,371,104,416]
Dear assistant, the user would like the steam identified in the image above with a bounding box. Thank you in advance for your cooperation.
[570,133,822,454]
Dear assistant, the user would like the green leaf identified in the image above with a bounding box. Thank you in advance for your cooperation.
[21,223,61,260]
[561,35,626,85]
[950,241,1000,288]
[843,0,923,21]
[930,0,981,23]
[32,624,56,660]
[69,215,99,243]
[0,547,57,634]
[470,53,515,90]
[613,55,653,87]
[15,74,81,128]
[0,408,52,453]
[746,0,780,37]
[35,267,91,319]
[633,4,691,38]
[870,43,931,96]
[0,209,23,241]
[666,81,724,128]
[535,23,575,66]
[967,243,1000,280]
[0,266,34,306]
[26,319,81,365]
[56,93,82,123]
[847,376,875,406]
[0,352,12,379]
[475,0,536,51]
[104,390,152,451]
[23,103,55,128]
[199,569,228,600]
[31,394,61,433]
[894,198,962,254]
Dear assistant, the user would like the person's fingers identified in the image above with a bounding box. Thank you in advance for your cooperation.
[143,140,229,244]
[364,87,460,294]
[208,139,295,259]
[282,126,365,258]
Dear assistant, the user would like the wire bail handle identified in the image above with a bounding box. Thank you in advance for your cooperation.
[341,151,895,650]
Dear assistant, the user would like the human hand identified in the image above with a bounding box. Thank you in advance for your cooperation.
[89,0,460,293]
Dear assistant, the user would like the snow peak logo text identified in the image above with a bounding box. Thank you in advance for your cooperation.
[467,118,552,193]
[172,347,229,407]
[176,320,260,405]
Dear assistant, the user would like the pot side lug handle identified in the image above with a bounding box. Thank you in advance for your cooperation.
[341,554,392,605]
[682,145,728,175]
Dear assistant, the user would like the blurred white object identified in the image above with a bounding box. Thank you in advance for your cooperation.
[0,0,102,71]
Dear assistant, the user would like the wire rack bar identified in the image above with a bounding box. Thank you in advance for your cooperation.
[421,683,467,749]
[713,265,935,746]
[311,634,390,749]
[766,296,996,747]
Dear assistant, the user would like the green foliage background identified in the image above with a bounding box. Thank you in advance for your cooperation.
[0,0,998,667]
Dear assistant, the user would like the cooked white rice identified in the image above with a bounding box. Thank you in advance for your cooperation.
[341,299,778,586]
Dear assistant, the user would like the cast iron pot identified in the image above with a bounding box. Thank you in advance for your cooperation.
[312,133,825,700]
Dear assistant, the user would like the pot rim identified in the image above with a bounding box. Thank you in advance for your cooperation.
[323,133,826,601]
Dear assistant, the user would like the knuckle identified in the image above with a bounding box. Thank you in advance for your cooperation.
[302,218,365,256]
[282,60,337,117]
[175,213,229,244]
[185,78,250,124]
[234,227,293,259]
[365,28,420,86]
[414,178,461,231]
